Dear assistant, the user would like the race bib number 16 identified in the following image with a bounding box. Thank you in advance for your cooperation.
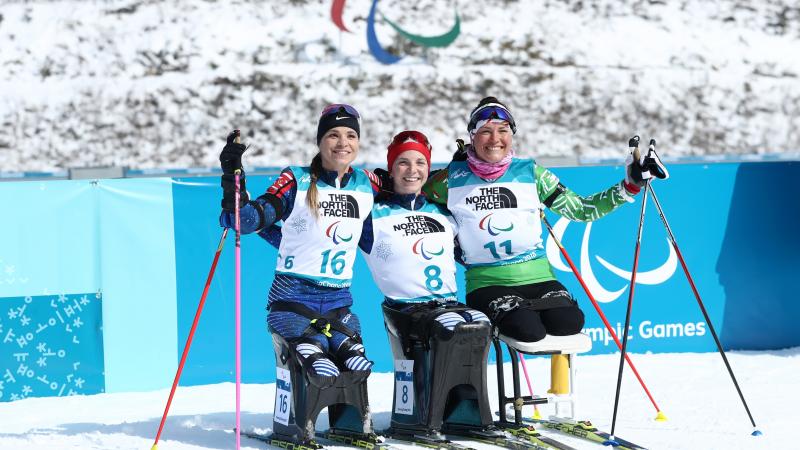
[274,367,292,425]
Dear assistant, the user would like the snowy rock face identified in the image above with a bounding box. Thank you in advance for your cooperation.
[0,0,798,172]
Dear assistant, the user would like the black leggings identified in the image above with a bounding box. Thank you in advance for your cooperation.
[466,280,585,342]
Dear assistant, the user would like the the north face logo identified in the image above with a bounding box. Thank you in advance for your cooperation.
[318,193,360,218]
[392,215,446,236]
[465,186,518,210]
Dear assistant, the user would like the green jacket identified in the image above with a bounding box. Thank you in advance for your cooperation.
[423,160,636,293]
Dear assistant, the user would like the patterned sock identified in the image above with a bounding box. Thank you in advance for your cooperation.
[435,311,468,330]
[463,309,491,324]
[340,342,373,372]
[296,343,340,377]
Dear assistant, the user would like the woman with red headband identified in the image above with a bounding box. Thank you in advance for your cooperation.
[360,130,489,331]
[359,130,492,438]
[219,104,381,388]
[423,97,657,342]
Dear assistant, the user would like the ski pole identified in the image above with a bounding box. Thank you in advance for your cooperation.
[233,131,243,450]
[540,212,666,420]
[609,139,653,441]
[647,183,761,436]
[517,352,542,420]
[152,227,229,450]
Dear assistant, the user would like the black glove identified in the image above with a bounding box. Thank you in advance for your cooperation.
[641,139,669,180]
[625,137,669,188]
[221,174,249,211]
[452,139,468,162]
[373,168,393,200]
[220,130,250,210]
[220,129,247,175]
[625,153,648,187]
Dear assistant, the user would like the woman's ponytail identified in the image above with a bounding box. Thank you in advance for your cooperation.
[306,153,323,220]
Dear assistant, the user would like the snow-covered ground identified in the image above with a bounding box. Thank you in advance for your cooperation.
[1,0,799,172]
[1,349,796,450]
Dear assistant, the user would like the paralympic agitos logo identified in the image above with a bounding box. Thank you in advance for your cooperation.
[412,237,445,260]
[331,0,461,64]
[546,217,678,302]
[326,221,353,244]
[479,213,514,236]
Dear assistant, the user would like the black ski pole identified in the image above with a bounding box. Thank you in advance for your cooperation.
[646,182,762,436]
[607,137,651,444]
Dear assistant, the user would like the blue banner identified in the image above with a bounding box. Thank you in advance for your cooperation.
[0,293,105,402]
[550,162,800,353]
[2,161,798,395]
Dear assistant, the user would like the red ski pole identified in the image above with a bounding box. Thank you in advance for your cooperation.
[152,227,229,450]
[540,211,666,421]
[647,183,760,435]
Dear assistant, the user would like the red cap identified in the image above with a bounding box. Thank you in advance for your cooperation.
[387,130,432,173]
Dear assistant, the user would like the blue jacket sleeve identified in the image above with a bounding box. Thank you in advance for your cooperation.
[219,168,297,233]
[358,213,374,254]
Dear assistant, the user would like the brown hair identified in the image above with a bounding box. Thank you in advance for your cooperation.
[305,153,324,220]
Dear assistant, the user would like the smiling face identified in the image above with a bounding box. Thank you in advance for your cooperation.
[391,150,430,195]
[472,120,512,163]
[318,126,360,176]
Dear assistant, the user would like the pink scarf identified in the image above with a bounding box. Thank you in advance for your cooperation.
[466,145,515,181]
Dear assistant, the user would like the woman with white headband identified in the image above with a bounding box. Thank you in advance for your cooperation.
[423,96,656,342]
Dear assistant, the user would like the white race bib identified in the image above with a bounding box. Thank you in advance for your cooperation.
[394,359,414,415]
[274,367,292,426]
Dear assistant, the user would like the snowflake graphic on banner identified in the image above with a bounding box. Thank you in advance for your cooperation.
[0,293,104,402]
[375,241,393,261]
[0,258,31,286]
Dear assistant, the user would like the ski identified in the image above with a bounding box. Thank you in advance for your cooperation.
[443,427,575,450]
[240,429,323,450]
[494,424,579,450]
[241,428,406,450]
[522,419,648,450]
[317,429,400,450]
[381,429,477,450]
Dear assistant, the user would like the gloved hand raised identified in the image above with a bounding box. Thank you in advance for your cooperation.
[452,139,468,162]
[373,168,394,200]
[220,129,247,175]
[220,129,250,211]
[625,136,669,190]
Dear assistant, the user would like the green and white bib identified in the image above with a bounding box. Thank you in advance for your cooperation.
[447,159,544,267]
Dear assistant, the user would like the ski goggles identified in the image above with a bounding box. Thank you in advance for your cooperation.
[467,104,517,134]
[320,103,361,120]
[390,130,431,150]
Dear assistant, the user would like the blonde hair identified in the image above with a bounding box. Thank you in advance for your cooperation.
[305,153,324,220]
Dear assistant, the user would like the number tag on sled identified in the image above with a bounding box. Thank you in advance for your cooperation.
[274,367,292,425]
[394,359,414,415]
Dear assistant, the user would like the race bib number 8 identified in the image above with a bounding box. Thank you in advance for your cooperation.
[394,359,414,415]
[274,367,292,426]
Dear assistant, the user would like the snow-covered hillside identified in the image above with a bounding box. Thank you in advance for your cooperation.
[1,0,799,172]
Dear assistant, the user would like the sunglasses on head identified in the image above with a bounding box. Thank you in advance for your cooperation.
[320,103,361,119]
[391,130,431,150]
[468,104,516,134]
